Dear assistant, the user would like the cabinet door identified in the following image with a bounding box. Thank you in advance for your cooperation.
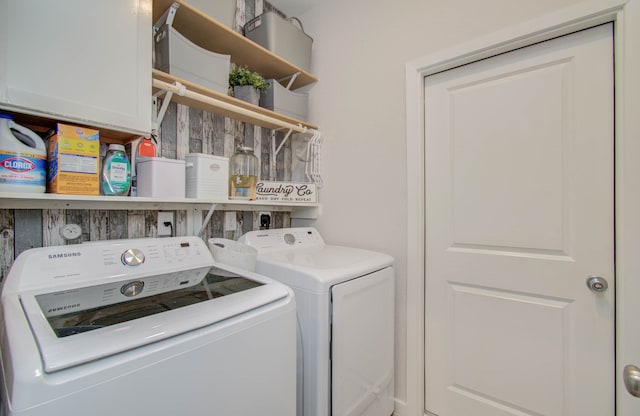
[0,0,151,135]
[331,267,395,416]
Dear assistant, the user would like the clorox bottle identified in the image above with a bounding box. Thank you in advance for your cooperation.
[0,113,47,193]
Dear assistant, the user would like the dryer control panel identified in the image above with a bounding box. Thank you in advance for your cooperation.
[239,227,325,251]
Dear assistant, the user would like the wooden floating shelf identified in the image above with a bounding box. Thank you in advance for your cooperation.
[0,192,319,218]
[153,0,318,90]
[153,70,318,132]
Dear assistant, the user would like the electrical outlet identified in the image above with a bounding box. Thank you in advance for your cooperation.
[157,212,174,236]
[224,211,236,232]
[259,212,272,230]
[60,223,82,240]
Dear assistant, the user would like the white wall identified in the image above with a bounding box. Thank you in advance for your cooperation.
[299,0,589,412]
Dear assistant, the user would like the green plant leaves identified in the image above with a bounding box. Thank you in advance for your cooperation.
[229,64,270,92]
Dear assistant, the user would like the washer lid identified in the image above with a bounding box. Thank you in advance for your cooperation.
[17,265,290,373]
[255,245,394,292]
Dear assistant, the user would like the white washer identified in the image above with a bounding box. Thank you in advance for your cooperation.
[239,227,395,416]
[0,236,296,416]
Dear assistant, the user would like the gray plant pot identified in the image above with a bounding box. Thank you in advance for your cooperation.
[233,85,260,105]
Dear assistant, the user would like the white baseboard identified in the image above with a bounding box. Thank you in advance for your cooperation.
[393,398,408,416]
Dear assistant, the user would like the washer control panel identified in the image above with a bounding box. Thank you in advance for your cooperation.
[97,238,211,272]
[5,236,214,294]
[36,267,208,317]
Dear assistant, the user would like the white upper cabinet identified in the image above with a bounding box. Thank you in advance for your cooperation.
[0,0,152,135]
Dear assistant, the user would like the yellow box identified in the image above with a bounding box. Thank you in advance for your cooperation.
[46,124,100,195]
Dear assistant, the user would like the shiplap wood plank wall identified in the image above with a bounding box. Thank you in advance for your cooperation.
[0,0,296,280]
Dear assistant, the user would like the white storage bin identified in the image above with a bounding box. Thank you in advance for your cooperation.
[137,157,185,198]
[185,153,229,199]
[154,24,230,94]
[260,79,308,121]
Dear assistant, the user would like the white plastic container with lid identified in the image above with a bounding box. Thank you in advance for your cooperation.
[136,157,185,198]
[0,113,47,193]
[185,153,228,200]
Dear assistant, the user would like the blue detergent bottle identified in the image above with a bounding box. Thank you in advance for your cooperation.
[0,113,47,193]
[101,144,131,196]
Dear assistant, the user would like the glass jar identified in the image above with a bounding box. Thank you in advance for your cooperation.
[229,146,258,200]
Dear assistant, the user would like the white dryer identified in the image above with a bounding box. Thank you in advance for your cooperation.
[0,236,296,416]
[239,227,395,416]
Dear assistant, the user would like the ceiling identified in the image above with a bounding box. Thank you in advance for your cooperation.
[268,0,320,17]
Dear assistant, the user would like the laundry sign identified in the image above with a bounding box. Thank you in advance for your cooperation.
[256,181,317,203]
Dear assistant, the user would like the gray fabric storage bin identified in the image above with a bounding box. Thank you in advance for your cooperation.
[260,79,308,121]
[244,12,312,72]
[154,24,230,94]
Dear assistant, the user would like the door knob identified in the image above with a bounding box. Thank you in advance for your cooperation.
[586,276,608,293]
[624,365,640,398]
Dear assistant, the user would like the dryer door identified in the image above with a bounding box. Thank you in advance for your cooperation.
[331,267,395,416]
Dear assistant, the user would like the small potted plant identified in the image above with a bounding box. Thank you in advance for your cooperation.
[229,64,270,105]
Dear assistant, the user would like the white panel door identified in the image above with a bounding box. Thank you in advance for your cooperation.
[424,24,614,416]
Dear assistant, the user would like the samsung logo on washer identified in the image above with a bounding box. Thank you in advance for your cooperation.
[48,303,81,314]
[48,252,82,260]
